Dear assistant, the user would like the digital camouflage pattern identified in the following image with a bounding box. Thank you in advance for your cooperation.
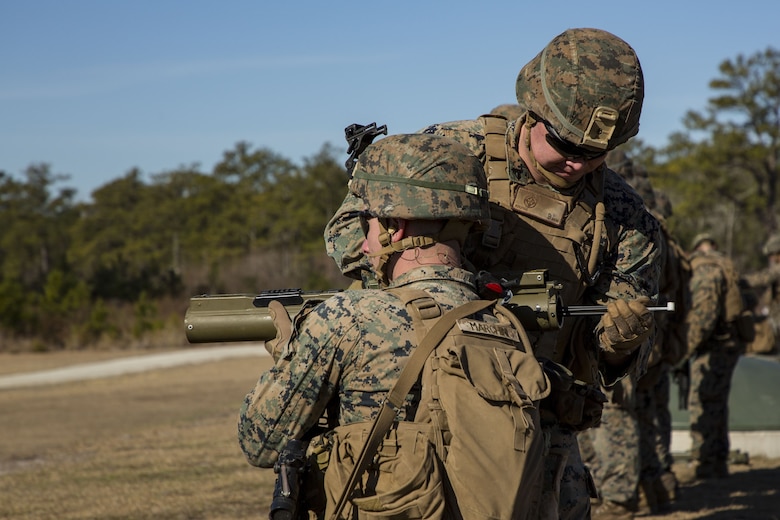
[325,117,660,520]
[579,399,640,507]
[576,150,668,515]
[686,248,744,477]
[240,134,494,467]
[515,28,644,152]
[741,236,780,354]
[323,29,657,520]
[328,118,661,362]
[542,423,593,519]
[689,346,741,478]
[489,103,525,121]
[600,151,688,512]
[350,133,489,223]
[417,117,660,347]
[237,265,479,467]
[607,149,656,211]
[636,367,677,507]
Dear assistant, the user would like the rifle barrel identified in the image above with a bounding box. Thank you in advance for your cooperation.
[563,301,676,316]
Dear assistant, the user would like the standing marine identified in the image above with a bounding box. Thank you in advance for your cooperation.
[741,233,780,355]
[684,233,751,479]
[324,27,662,520]
[582,151,688,518]
[239,133,549,519]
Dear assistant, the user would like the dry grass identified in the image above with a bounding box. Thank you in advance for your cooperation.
[3,350,780,519]
[0,353,278,519]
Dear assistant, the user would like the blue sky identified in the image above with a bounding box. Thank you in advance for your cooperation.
[1,1,778,200]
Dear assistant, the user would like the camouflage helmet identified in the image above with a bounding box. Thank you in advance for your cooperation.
[763,234,780,256]
[690,232,717,251]
[349,134,489,225]
[489,103,524,121]
[516,28,644,153]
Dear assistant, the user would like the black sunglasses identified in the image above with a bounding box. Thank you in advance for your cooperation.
[542,119,606,160]
[358,209,376,236]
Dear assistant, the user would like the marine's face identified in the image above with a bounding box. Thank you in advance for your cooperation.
[527,119,607,184]
[361,215,383,270]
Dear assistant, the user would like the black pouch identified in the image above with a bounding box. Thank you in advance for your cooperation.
[540,359,607,431]
[735,310,756,343]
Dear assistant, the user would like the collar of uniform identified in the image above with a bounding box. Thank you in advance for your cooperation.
[388,265,476,291]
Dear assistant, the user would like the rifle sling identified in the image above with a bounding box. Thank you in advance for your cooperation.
[329,299,495,520]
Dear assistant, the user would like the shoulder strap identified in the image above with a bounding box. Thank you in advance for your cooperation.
[329,298,495,520]
[480,114,511,204]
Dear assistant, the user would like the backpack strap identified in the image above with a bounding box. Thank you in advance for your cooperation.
[479,114,511,250]
[329,298,495,520]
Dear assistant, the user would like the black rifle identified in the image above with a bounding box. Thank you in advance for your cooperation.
[344,122,387,177]
[672,360,690,410]
[269,439,310,520]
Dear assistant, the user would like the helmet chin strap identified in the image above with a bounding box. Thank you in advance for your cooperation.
[365,219,469,286]
[524,114,577,190]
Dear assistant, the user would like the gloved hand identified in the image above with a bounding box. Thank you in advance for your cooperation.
[265,300,293,362]
[596,297,654,355]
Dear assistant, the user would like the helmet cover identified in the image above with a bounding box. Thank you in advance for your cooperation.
[349,134,489,224]
[516,27,644,152]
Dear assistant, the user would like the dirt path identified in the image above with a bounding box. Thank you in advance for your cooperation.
[0,345,265,389]
[641,456,780,519]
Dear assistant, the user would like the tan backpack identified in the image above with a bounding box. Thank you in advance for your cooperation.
[690,252,755,343]
[322,289,550,520]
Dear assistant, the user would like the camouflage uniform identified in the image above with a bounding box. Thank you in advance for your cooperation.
[237,264,479,468]
[580,153,686,515]
[241,134,554,519]
[325,29,661,520]
[577,152,644,516]
[741,234,780,355]
[578,387,639,511]
[634,218,687,510]
[686,243,744,478]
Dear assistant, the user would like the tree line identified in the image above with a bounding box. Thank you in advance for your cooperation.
[0,144,350,351]
[2,47,778,352]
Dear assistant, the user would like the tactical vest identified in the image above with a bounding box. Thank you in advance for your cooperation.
[322,289,549,520]
[690,253,743,324]
[470,114,610,377]
[690,252,754,342]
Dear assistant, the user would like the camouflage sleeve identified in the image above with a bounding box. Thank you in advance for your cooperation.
[594,176,663,382]
[686,262,724,355]
[237,295,359,467]
[742,264,780,289]
[323,191,368,280]
[593,177,663,304]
